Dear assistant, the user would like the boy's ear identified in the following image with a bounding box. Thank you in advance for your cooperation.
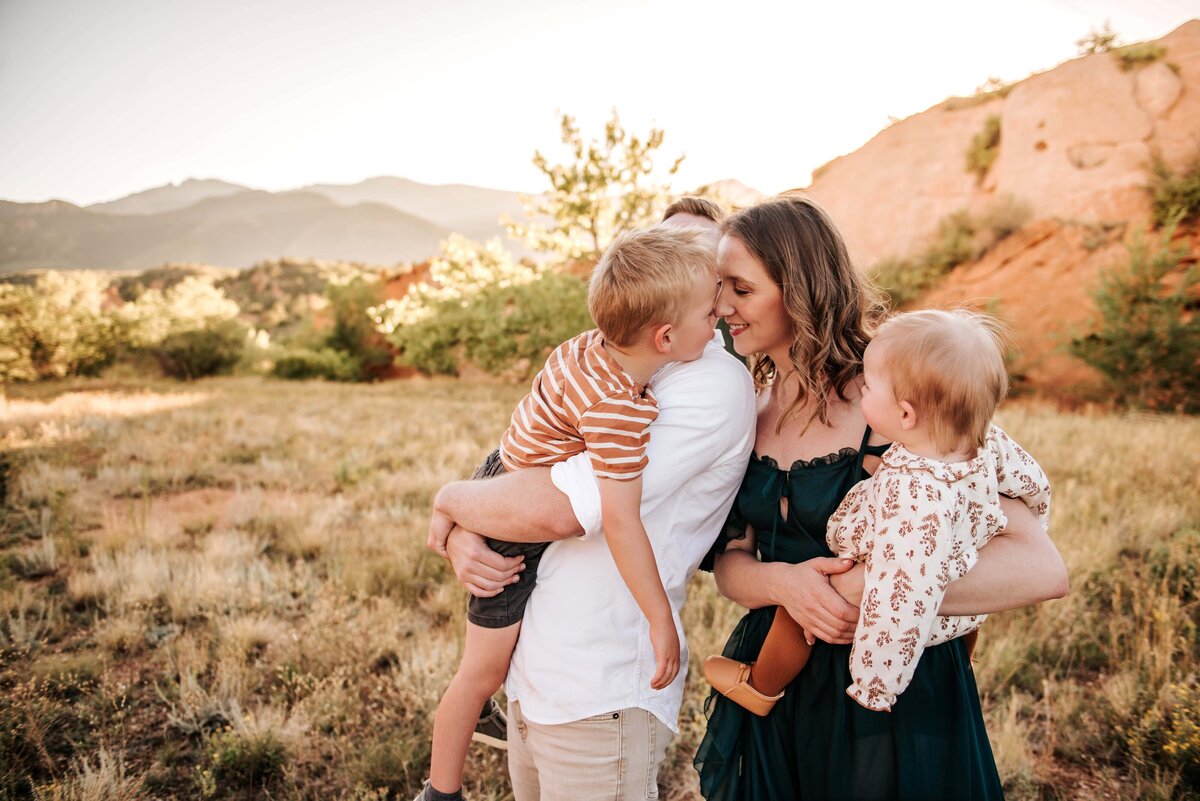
[652,323,673,354]
[898,400,918,431]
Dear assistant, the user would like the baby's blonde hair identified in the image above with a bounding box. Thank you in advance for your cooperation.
[873,309,1010,453]
[589,226,717,347]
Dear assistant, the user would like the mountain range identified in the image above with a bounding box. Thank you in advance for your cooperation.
[0,176,534,272]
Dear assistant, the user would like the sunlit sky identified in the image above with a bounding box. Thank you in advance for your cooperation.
[1,0,1196,206]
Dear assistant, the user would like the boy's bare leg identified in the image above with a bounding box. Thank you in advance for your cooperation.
[749,606,813,697]
[429,621,520,793]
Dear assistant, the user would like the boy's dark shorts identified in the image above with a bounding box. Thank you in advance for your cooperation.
[465,449,549,629]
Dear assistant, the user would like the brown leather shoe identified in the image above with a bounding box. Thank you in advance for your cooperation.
[703,655,784,716]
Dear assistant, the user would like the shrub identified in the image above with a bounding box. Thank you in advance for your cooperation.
[0,274,124,382]
[1115,42,1166,71]
[1069,224,1200,412]
[153,320,247,380]
[871,211,982,308]
[323,278,395,380]
[966,114,1002,181]
[944,77,1015,111]
[390,271,592,378]
[272,347,360,381]
[1076,21,1119,55]
[1149,155,1200,228]
[199,726,288,794]
[980,195,1033,240]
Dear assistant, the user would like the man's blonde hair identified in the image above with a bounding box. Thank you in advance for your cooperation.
[873,309,1010,453]
[662,196,726,224]
[589,226,717,348]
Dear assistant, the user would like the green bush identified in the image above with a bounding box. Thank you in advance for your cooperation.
[1149,156,1200,228]
[1069,225,1200,412]
[871,200,1034,309]
[390,271,592,378]
[153,320,247,380]
[965,114,1002,181]
[1115,42,1166,71]
[199,727,288,795]
[324,278,395,380]
[871,211,983,308]
[272,347,360,381]
[0,274,124,382]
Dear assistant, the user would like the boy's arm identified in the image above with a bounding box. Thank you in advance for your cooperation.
[599,476,679,690]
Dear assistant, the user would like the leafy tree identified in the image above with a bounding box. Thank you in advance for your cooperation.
[324,277,395,380]
[390,272,591,378]
[1076,21,1119,55]
[0,273,122,382]
[117,276,240,348]
[506,111,685,262]
[1070,223,1200,412]
[371,235,543,332]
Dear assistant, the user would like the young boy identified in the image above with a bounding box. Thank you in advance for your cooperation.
[704,308,1051,714]
[418,225,720,801]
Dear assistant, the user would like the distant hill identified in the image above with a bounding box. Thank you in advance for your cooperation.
[296,176,527,245]
[0,191,450,271]
[88,178,250,215]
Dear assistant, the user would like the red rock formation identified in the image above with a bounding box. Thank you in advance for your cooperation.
[806,20,1200,267]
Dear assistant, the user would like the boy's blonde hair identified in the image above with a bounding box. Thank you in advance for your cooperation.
[589,226,717,348]
[873,309,1010,453]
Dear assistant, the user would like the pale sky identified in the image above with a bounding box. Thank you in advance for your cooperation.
[1,0,1196,206]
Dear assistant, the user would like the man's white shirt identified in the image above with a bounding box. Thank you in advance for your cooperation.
[505,331,755,733]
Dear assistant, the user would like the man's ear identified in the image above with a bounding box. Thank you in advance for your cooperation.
[652,323,673,354]
[898,400,918,431]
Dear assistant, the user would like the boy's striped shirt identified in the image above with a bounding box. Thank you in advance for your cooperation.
[499,329,658,481]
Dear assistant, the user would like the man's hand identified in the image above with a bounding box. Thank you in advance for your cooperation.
[829,562,866,608]
[773,557,859,645]
[427,509,455,557]
[648,618,680,691]
[444,524,524,597]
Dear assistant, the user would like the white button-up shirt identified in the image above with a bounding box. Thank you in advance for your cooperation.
[506,332,755,732]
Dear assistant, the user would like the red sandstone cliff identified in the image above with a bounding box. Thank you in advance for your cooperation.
[803,20,1200,400]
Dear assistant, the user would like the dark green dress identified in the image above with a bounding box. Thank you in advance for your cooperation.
[694,427,1004,801]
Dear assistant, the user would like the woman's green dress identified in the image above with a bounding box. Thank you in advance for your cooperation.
[694,428,1004,801]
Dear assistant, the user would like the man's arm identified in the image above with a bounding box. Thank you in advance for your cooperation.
[433,466,583,543]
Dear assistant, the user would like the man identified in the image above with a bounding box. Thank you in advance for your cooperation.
[431,201,756,800]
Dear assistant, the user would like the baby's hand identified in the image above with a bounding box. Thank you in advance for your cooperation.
[648,618,680,690]
[427,509,455,557]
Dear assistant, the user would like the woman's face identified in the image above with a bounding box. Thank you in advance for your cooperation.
[714,234,792,359]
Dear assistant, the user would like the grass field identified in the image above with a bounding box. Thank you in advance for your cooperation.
[1,376,1198,800]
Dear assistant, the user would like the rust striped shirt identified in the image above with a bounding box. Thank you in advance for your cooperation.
[499,329,658,481]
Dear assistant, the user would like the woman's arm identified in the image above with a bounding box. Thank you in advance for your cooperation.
[829,496,1069,615]
[939,496,1068,615]
[713,527,859,645]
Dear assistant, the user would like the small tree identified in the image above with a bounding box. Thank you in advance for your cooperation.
[1070,223,1200,412]
[0,273,123,382]
[506,111,684,263]
[1076,21,1119,55]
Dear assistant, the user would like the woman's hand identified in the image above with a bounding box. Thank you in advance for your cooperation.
[771,557,859,645]
[444,525,524,597]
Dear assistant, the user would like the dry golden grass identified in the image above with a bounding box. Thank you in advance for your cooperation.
[1,377,1197,800]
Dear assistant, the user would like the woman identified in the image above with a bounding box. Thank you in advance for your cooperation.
[694,195,1067,800]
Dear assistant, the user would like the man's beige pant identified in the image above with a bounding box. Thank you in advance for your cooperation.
[507,700,673,801]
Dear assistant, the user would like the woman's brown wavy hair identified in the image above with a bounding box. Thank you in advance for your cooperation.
[723,193,886,432]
